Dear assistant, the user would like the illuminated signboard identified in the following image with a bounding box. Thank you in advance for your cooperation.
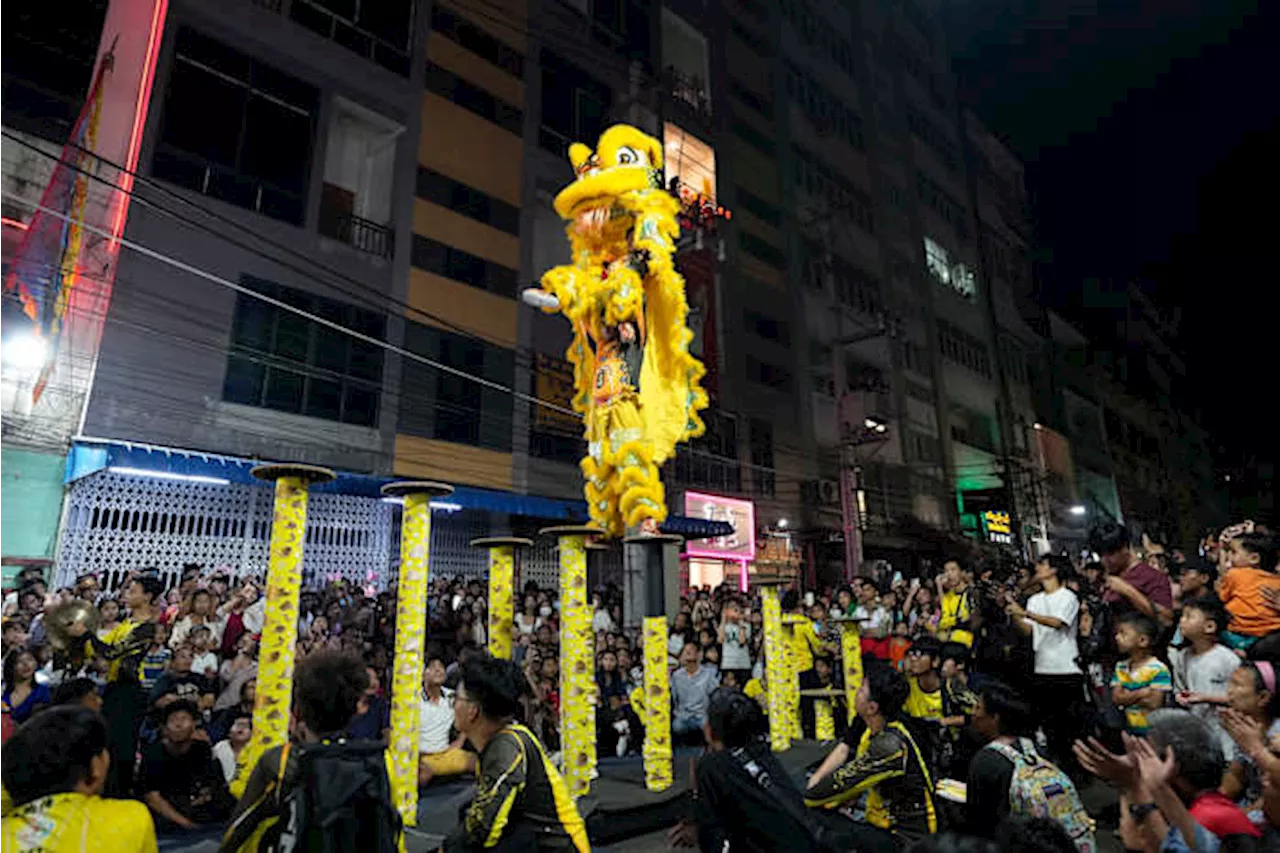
[983,510,1013,545]
[683,491,755,561]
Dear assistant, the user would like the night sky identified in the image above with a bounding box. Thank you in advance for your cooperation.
[942,0,1277,458]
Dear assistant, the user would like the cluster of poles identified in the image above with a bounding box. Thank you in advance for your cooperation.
[229,462,868,826]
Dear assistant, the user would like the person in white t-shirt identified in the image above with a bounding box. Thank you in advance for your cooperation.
[418,655,476,786]
[1006,553,1084,775]
[1170,596,1239,754]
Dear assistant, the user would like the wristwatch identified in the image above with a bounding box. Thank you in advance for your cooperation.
[1128,802,1158,821]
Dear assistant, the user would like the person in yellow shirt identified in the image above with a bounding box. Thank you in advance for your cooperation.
[902,637,944,724]
[2,706,157,852]
[936,561,976,647]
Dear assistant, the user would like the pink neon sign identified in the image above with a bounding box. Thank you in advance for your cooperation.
[683,491,755,561]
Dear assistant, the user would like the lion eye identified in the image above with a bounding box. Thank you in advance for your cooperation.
[616,146,645,167]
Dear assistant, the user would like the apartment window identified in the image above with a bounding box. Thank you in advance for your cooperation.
[411,236,519,297]
[749,417,776,496]
[399,322,514,451]
[416,168,519,235]
[907,430,941,464]
[905,108,958,173]
[731,116,776,156]
[289,0,413,76]
[740,231,787,269]
[223,277,384,426]
[745,310,790,346]
[730,20,773,58]
[153,28,318,225]
[916,171,970,240]
[785,64,865,150]
[745,354,792,390]
[793,145,874,235]
[729,78,773,120]
[778,0,854,78]
[830,255,883,317]
[665,123,717,200]
[431,6,525,78]
[319,98,399,257]
[663,10,711,117]
[540,51,611,154]
[426,64,523,135]
[694,410,740,460]
[736,186,782,227]
[924,236,976,299]
[937,320,991,379]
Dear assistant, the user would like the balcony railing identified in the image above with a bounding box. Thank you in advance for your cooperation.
[663,67,713,119]
[319,209,395,259]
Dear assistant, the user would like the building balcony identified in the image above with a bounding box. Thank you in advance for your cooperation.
[318,209,395,259]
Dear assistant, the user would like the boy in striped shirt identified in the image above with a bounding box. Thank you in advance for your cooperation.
[1111,612,1172,735]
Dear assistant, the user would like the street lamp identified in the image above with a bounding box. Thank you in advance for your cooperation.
[2,332,47,372]
[1069,504,1087,516]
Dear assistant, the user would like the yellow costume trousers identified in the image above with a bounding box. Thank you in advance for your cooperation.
[581,393,666,537]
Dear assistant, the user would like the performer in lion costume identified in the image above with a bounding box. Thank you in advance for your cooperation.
[524,124,708,537]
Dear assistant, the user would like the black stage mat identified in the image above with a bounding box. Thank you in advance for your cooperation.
[413,741,838,847]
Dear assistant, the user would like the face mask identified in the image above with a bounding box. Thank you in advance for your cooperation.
[539,606,552,617]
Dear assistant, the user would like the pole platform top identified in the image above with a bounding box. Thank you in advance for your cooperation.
[538,525,605,538]
[622,534,684,546]
[469,537,534,549]
[585,540,612,551]
[251,463,336,484]
[381,480,455,498]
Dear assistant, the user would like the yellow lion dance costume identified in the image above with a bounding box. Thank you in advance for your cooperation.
[525,125,708,537]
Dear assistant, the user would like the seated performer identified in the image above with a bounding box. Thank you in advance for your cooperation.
[805,663,938,853]
[444,657,588,852]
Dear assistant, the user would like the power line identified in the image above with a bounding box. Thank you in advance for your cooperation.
[3,190,581,421]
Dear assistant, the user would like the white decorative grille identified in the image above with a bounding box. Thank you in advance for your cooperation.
[55,471,396,591]
[54,471,613,595]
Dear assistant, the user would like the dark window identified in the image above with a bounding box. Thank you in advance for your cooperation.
[729,78,773,120]
[399,322,514,451]
[289,0,413,76]
[153,29,318,225]
[785,63,865,150]
[223,276,384,426]
[416,168,520,235]
[778,0,854,77]
[730,21,773,58]
[750,417,774,468]
[745,310,790,345]
[425,63,524,136]
[916,171,970,241]
[736,186,782,227]
[745,355,792,390]
[540,51,612,154]
[2,1,109,143]
[792,145,874,235]
[411,236,519,297]
[739,231,787,269]
[731,116,776,155]
[431,6,525,78]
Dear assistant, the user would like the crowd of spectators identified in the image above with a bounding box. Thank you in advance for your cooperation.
[0,518,1277,851]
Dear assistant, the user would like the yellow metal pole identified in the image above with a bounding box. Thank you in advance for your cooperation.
[231,463,334,799]
[832,616,865,725]
[541,526,602,799]
[384,480,454,827]
[759,583,789,752]
[470,537,533,660]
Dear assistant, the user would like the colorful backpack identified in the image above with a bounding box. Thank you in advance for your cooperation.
[985,737,1097,853]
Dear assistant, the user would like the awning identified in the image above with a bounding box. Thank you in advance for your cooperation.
[66,438,733,539]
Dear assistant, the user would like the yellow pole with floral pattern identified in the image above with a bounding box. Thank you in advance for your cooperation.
[384,481,454,826]
[759,583,789,752]
[471,537,533,660]
[231,463,334,799]
[541,526,602,798]
[832,616,865,725]
[781,613,806,741]
[642,614,673,789]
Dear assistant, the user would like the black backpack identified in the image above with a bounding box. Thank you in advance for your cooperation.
[274,739,401,853]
